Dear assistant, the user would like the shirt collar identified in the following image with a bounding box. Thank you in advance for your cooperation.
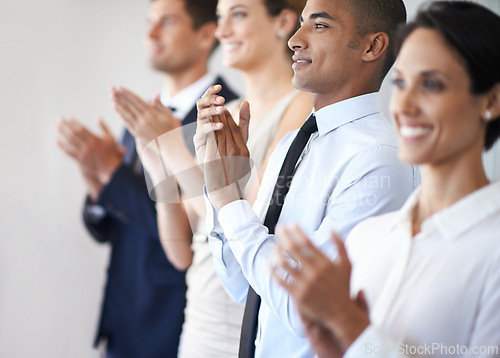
[388,181,500,240]
[160,73,216,121]
[313,92,382,136]
[433,180,500,240]
[386,186,420,233]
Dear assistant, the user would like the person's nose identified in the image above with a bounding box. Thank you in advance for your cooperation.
[147,21,161,40]
[390,82,420,119]
[288,25,306,52]
[215,15,231,41]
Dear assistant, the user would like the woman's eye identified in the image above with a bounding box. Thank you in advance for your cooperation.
[392,78,405,89]
[314,23,327,29]
[422,79,444,91]
[233,11,247,19]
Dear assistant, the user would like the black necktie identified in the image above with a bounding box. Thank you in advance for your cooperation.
[238,114,318,358]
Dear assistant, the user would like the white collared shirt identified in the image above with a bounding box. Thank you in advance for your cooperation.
[160,73,216,121]
[345,181,500,358]
[207,93,419,357]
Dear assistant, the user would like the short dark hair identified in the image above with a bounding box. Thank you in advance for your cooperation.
[396,1,500,151]
[347,0,407,81]
[151,0,218,29]
[184,0,218,29]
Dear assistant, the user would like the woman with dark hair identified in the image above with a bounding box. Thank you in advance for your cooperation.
[272,2,500,357]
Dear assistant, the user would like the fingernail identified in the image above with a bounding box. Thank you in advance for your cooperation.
[215,123,223,129]
[216,97,224,104]
[215,107,224,114]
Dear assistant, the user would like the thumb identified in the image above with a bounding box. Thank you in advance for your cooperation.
[97,117,114,139]
[118,145,126,156]
[355,290,369,314]
[239,101,251,143]
[331,230,348,263]
[152,94,164,109]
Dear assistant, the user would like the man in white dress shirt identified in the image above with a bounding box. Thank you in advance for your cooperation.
[194,0,416,357]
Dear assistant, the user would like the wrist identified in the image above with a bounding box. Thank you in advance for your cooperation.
[88,187,102,202]
[208,183,243,211]
[98,156,122,185]
[138,140,168,184]
[326,302,370,353]
[80,167,103,201]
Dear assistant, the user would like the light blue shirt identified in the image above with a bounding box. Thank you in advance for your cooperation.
[206,93,419,358]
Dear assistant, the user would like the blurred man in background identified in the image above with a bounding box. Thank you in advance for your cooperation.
[56,0,237,356]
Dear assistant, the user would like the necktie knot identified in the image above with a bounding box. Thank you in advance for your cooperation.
[300,113,318,135]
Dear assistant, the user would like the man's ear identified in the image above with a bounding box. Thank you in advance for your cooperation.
[361,32,389,63]
[197,21,218,53]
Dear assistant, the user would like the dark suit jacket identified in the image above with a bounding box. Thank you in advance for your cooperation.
[83,76,238,358]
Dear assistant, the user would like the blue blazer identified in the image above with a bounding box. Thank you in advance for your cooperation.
[83,77,238,358]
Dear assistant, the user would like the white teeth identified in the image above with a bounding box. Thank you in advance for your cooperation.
[223,44,239,51]
[400,126,432,138]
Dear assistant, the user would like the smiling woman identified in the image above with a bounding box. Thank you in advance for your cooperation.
[388,0,500,231]
[391,29,493,168]
[392,11,500,168]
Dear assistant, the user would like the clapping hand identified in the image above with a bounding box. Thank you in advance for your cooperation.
[194,84,252,210]
[272,224,370,356]
[111,86,182,148]
[56,116,125,184]
[298,311,343,358]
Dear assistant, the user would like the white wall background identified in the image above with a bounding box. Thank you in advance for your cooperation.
[0,1,498,357]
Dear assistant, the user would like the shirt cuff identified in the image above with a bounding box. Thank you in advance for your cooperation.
[218,199,259,241]
[204,185,224,239]
[84,196,107,224]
